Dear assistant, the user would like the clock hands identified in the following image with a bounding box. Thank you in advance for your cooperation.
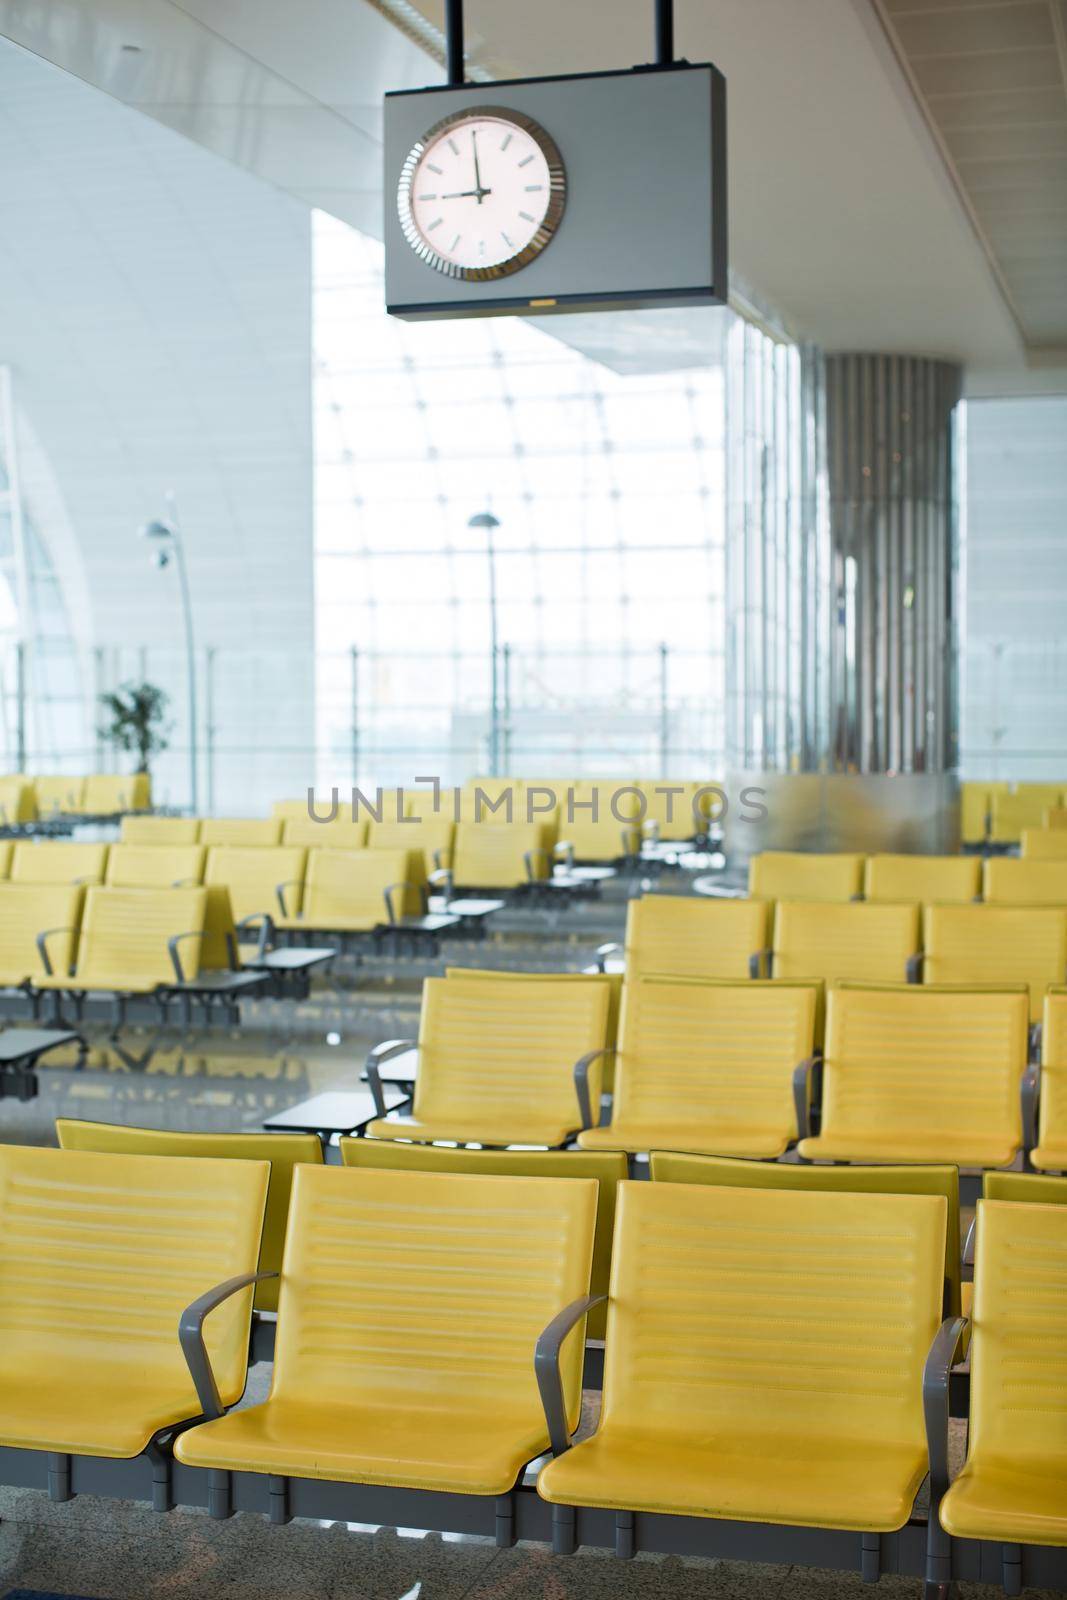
[440,189,488,200]
[471,128,487,205]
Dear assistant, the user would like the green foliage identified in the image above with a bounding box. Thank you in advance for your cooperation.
[98,681,171,774]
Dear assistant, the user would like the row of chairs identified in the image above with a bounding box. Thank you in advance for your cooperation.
[4,1140,1065,1588]
[0,772,151,824]
[354,966,1067,1171]
[961,779,1067,845]
[748,848,1067,904]
[1020,827,1067,860]
[602,891,1067,1022]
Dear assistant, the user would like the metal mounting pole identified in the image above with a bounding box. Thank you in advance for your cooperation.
[654,0,674,64]
[446,0,465,85]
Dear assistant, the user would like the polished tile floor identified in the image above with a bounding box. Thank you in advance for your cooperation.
[0,888,1057,1600]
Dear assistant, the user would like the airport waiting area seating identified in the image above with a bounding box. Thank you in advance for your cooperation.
[865,852,981,904]
[120,815,202,845]
[280,815,368,851]
[30,885,208,1002]
[200,819,283,848]
[106,843,206,888]
[797,982,1030,1168]
[577,976,816,1159]
[749,850,865,902]
[444,821,555,891]
[920,903,1067,1022]
[0,776,36,826]
[1029,988,1067,1172]
[364,972,612,1148]
[597,891,771,981]
[983,856,1067,905]
[990,785,1065,845]
[0,883,83,988]
[11,840,109,885]
[1022,827,1067,860]
[770,899,921,985]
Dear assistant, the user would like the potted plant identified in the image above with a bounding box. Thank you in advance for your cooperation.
[98,681,171,779]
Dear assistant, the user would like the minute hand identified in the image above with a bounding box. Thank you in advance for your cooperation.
[440,189,488,199]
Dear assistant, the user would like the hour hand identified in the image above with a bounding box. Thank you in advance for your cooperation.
[440,189,481,199]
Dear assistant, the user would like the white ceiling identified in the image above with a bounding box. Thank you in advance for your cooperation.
[1,0,1065,392]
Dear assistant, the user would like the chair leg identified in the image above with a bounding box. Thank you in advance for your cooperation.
[47,1452,71,1503]
[207,1468,233,1520]
[1002,1543,1023,1596]
[615,1510,635,1559]
[494,1493,515,1548]
[551,1503,577,1556]
[267,1474,290,1525]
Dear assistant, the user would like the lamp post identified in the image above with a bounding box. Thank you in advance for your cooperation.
[468,511,501,776]
[140,497,197,812]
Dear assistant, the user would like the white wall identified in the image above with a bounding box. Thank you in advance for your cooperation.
[0,38,313,810]
[962,397,1067,780]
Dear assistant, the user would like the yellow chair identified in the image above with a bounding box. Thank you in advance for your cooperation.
[32,886,208,994]
[1044,806,1067,830]
[555,781,642,864]
[11,841,109,887]
[961,781,1006,848]
[449,822,553,888]
[367,818,448,881]
[445,966,621,1089]
[80,773,151,815]
[922,903,1067,1023]
[120,815,201,845]
[175,1166,597,1496]
[1022,828,1067,860]
[865,854,980,905]
[579,976,816,1159]
[204,845,306,926]
[281,816,368,851]
[612,892,772,982]
[366,972,611,1147]
[0,777,35,825]
[55,1120,322,1313]
[983,1169,1067,1205]
[198,819,282,848]
[0,841,13,880]
[939,1198,1067,1549]
[1031,988,1067,1172]
[106,844,205,889]
[0,884,83,986]
[0,1144,267,1460]
[636,781,704,843]
[340,1141,624,1339]
[32,775,85,816]
[799,983,1030,1167]
[651,1151,964,1318]
[772,900,921,985]
[991,785,1065,845]
[538,1181,946,1537]
[983,857,1067,906]
[278,847,420,932]
[749,851,865,903]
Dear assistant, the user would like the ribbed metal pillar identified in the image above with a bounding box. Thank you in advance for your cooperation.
[825,354,962,774]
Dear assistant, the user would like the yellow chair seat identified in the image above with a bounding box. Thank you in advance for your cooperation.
[798,1131,1019,1168]
[0,1373,205,1460]
[941,1458,1067,1547]
[578,1123,790,1159]
[1030,1143,1067,1172]
[175,1396,549,1495]
[366,1113,577,1148]
[538,1429,928,1532]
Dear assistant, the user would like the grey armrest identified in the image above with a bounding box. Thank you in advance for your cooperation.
[643,819,661,843]
[167,930,203,984]
[1022,1066,1040,1152]
[365,1037,418,1116]
[35,925,75,979]
[554,840,576,869]
[274,879,302,919]
[906,952,924,984]
[792,1057,816,1140]
[595,942,622,974]
[179,1270,279,1421]
[428,866,454,900]
[962,1217,976,1270]
[236,911,274,960]
[534,1293,607,1457]
[523,847,552,883]
[573,1048,613,1131]
[749,947,772,980]
[383,881,420,924]
[922,1314,969,1591]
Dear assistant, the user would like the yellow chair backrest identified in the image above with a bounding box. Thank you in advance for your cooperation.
[451,821,552,886]
[106,844,205,889]
[625,893,770,981]
[650,1150,962,1316]
[370,816,452,877]
[81,773,150,814]
[960,782,1000,845]
[271,1166,596,1432]
[554,781,641,862]
[120,816,200,845]
[72,886,208,988]
[1038,989,1067,1165]
[404,787,451,821]
[198,818,282,848]
[615,976,816,1146]
[272,797,334,818]
[445,966,621,1088]
[0,778,35,825]
[197,885,241,970]
[983,1169,1067,1205]
[822,982,1029,1152]
[204,845,306,924]
[749,851,865,902]
[866,854,980,904]
[0,1145,267,1415]
[411,974,611,1134]
[967,1199,1067,1474]
[0,841,12,880]
[983,857,1067,906]
[11,841,109,886]
[301,847,420,928]
[773,900,920,984]
[460,777,522,823]
[0,883,83,982]
[991,785,1065,843]
[1022,828,1067,860]
[339,1141,623,1339]
[635,781,703,841]
[599,1181,945,1450]
[55,1120,321,1313]
[32,775,84,815]
[923,903,1067,1022]
[1045,807,1067,831]
[281,815,368,850]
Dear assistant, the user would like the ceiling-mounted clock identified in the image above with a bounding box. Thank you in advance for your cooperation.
[397,106,566,281]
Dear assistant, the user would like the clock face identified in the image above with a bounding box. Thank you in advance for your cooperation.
[397,107,566,281]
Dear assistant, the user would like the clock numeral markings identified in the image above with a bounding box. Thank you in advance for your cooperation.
[419,194,437,201]
[447,137,460,155]
[518,211,536,223]
[500,230,514,248]
[428,217,443,232]
[524,185,543,193]
[450,233,461,252]
[478,240,486,255]
[500,133,513,151]
[426,162,443,174]
[517,154,534,168]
